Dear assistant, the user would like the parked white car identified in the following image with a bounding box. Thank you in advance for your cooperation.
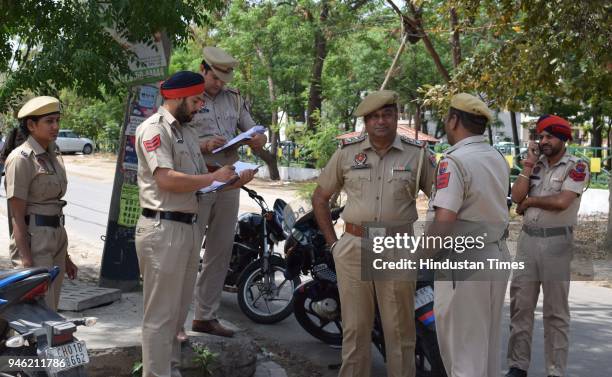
[56,130,95,154]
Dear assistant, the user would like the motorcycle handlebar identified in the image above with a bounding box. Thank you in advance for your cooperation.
[241,185,267,209]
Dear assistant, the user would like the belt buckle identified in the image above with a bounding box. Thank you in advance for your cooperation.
[59,215,65,226]
[191,214,198,224]
[367,227,385,240]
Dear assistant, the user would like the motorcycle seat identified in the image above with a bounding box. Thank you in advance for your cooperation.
[0,268,50,287]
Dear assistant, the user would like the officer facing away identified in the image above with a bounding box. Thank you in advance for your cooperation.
[425,93,510,377]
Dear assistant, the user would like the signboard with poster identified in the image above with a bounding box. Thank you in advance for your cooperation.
[100,34,170,290]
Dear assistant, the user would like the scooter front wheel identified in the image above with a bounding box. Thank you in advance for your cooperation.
[237,258,300,324]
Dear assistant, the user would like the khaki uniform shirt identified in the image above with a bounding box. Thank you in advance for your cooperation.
[523,151,588,227]
[4,136,67,216]
[136,106,206,213]
[318,134,436,225]
[188,88,257,166]
[427,135,509,239]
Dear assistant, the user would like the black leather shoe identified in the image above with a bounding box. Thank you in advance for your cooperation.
[505,367,527,377]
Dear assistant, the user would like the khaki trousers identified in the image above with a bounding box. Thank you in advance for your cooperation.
[434,244,509,377]
[334,234,416,377]
[193,188,240,321]
[135,216,201,377]
[507,231,572,376]
[10,221,67,311]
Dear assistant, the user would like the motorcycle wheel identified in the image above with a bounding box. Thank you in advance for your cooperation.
[237,258,300,324]
[415,322,447,377]
[293,291,343,346]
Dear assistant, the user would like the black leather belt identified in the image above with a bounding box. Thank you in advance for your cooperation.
[25,214,64,228]
[522,225,572,238]
[141,208,197,224]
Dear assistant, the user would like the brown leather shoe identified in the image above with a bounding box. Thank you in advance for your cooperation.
[191,319,234,338]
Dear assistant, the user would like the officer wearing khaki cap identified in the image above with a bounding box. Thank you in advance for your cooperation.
[424,93,510,377]
[313,90,436,377]
[505,115,587,377]
[4,96,78,310]
[189,46,267,337]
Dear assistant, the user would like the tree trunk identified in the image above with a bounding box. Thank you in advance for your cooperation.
[306,1,329,130]
[607,121,612,170]
[450,7,462,68]
[606,173,612,253]
[414,105,422,134]
[255,46,281,181]
[591,105,603,158]
[510,111,520,157]
[420,108,428,134]
[487,124,493,145]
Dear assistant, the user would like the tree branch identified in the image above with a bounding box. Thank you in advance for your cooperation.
[380,32,409,90]
[386,0,451,82]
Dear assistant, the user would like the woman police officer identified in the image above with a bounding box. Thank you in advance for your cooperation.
[4,96,77,311]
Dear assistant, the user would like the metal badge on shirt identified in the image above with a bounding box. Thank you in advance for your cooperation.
[36,156,56,175]
[351,152,370,169]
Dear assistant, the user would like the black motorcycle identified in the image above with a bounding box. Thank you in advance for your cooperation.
[211,186,300,324]
[0,267,96,377]
[283,205,447,377]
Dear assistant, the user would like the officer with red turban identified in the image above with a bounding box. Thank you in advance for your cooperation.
[135,71,244,377]
[505,115,589,377]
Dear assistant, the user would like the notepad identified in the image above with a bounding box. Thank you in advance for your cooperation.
[212,125,266,154]
[198,161,262,194]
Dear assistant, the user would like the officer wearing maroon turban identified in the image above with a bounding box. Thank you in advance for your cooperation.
[135,71,241,377]
[506,115,589,377]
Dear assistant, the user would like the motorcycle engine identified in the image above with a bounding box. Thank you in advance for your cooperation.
[311,298,339,320]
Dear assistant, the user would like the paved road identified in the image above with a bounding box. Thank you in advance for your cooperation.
[219,280,612,377]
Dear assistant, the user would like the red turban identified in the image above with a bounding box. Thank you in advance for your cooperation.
[536,114,572,141]
[160,71,205,99]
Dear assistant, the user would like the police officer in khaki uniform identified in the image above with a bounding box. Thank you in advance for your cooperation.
[189,47,267,337]
[312,90,436,377]
[135,71,250,377]
[4,96,78,311]
[505,115,588,377]
[426,93,510,377]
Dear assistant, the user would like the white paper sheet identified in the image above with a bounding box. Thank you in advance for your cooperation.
[198,161,261,194]
[212,125,266,154]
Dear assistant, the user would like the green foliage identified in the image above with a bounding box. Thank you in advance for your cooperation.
[0,0,223,112]
[192,345,218,377]
[296,111,341,169]
[422,0,611,119]
[58,88,125,151]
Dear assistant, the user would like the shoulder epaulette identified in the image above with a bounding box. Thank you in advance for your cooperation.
[400,135,425,148]
[341,134,366,148]
[226,87,241,96]
[19,150,31,159]
[567,155,582,164]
